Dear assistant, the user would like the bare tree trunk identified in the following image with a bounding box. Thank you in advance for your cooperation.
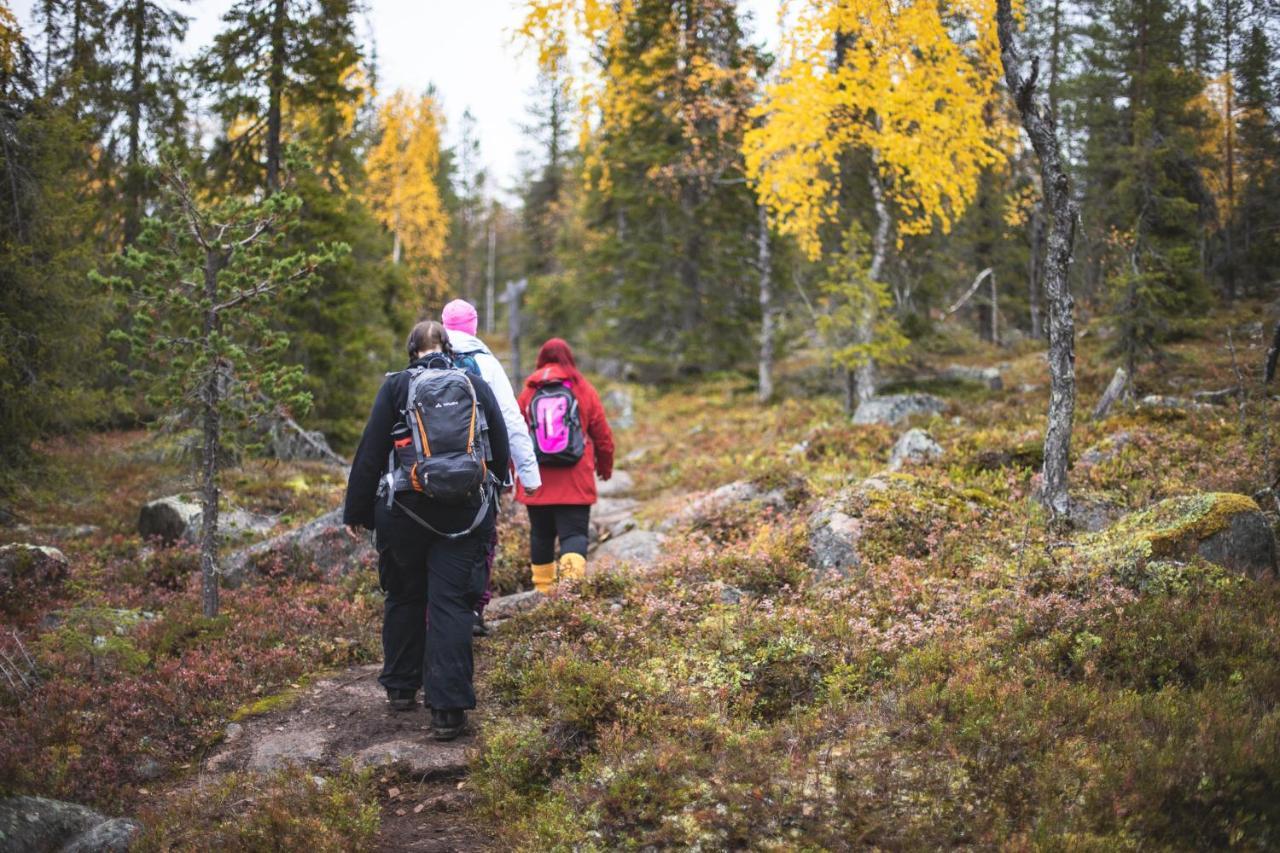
[757,206,776,402]
[266,0,286,193]
[486,214,496,334]
[855,168,892,405]
[990,270,999,345]
[200,247,224,618]
[1029,208,1044,338]
[1265,319,1280,385]
[996,0,1079,524]
[122,0,145,245]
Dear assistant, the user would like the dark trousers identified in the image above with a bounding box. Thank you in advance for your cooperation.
[527,504,591,565]
[374,498,493,710]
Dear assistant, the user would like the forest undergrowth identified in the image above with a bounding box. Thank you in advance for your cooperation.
[1,303,1279,849]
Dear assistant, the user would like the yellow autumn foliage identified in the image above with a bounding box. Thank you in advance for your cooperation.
[745,0,1020,259]
[364,89,449,285]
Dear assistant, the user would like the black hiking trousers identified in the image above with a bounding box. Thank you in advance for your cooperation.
[527,504,591,564]
[374,497,494,710]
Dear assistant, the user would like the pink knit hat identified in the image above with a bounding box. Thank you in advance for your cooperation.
[441,299,478,336]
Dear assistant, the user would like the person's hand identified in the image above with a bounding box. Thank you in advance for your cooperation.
[598,471,612,482]
[345,525,365,541]
[524,485,540,497]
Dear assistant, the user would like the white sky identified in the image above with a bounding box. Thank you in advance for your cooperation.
[13,0,781,201]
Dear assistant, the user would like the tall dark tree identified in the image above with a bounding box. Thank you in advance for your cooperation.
[196,0,362,193]
[106,0,188,244]
[1234,22,1280,293]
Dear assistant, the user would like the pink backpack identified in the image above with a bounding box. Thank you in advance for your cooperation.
[528,380,585,467]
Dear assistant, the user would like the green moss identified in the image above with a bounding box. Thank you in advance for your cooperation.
[1072,492,1261,586]
[228,673,333,722]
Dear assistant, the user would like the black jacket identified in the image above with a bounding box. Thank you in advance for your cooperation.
[343,353,511,530]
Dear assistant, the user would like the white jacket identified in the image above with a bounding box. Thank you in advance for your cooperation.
[447,330,542,491]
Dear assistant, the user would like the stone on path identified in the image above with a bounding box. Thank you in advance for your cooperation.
[594,529,666,569]
[0,796,139,852]
[596,470,634,498]
[202,664,471,782]
[852,393,946,426]
[888,429,943,471]
[486,590,545,621]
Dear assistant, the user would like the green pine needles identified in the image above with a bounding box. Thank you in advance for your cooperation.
[100,159,349,616]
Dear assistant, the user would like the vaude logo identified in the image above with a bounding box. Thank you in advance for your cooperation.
[434,400,461,408]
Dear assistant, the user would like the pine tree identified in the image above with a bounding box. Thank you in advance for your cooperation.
[0,10,107,472]
[1234,22,1280,293]
[196,0,362,193]
[105,0,188,245]
[1077,0,1213,379]
[103,164,346,616]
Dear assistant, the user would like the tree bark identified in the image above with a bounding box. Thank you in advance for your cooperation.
[996,0,1080,523]
[1265,319,1280,385]
[1029,207,1044,338]
[200,244,224,618]
[757,205,775,402]
[123,0,145,245]
[853,167,892,406]
[266,0,286,193]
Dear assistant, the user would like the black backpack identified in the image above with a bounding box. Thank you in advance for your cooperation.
[382,366,493,537]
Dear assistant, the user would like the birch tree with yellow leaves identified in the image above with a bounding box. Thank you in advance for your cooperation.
[744,0,1014,405]
[365,89,449,293]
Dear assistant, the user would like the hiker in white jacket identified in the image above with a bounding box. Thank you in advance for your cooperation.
[442,299,541,635]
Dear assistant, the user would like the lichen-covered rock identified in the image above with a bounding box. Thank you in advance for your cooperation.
[0,796,139,852]
[808,490,863,580]
[0,543,68,604]
[487,589,546,620]
[658,480,787,531]
[224,508,374,584]
[888,429,943,471]
[138,494,275,546]
[1077,431,1135,467]
[940,364,1004,390]
[1075,492,1278,584]
[852,393,946,426]
[596,469,635,498]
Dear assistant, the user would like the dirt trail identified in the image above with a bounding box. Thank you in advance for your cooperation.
[189,469,652,850]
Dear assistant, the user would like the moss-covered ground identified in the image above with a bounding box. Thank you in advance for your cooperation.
[1,302,1278,849]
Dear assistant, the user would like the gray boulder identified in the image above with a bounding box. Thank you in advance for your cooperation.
[888,429,943,471]
[594,529,666,569]
[597,470,635,498]
[603,388,635,430]
[1197,507,1278,581]
[487,589,546,620]
[224,508,374,584]
[659,480,787,532]
[941,364,1004,390]
[138,495,275,546]
[808,493,864,581]
[1078,431,1135,467]
[0,796,139,852]
[852,393,946,426]
[0,544,68,601]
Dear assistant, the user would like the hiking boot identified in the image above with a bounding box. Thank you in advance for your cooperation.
[431,708,465,741]
[386,688,418,712]
[472,612,489,637]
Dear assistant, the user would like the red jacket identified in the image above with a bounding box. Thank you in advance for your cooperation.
[515,364,614,506]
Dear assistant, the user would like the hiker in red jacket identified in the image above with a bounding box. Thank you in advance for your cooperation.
[516,338,614,591]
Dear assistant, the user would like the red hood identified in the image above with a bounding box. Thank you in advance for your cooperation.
[525,363,577,390]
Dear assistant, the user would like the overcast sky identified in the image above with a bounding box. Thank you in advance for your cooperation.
[13,0,781,200]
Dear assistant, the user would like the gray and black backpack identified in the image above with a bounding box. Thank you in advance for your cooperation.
[382,366,493,536]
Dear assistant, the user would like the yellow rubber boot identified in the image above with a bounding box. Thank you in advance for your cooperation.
[558,552,586,582]
[531,562,557,594]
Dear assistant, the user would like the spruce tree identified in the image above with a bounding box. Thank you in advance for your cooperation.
[1234,23,1280,293]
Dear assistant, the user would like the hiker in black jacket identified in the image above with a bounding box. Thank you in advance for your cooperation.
[344,320,510,741]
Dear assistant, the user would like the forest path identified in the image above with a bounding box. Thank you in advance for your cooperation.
[194,468,651,851]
